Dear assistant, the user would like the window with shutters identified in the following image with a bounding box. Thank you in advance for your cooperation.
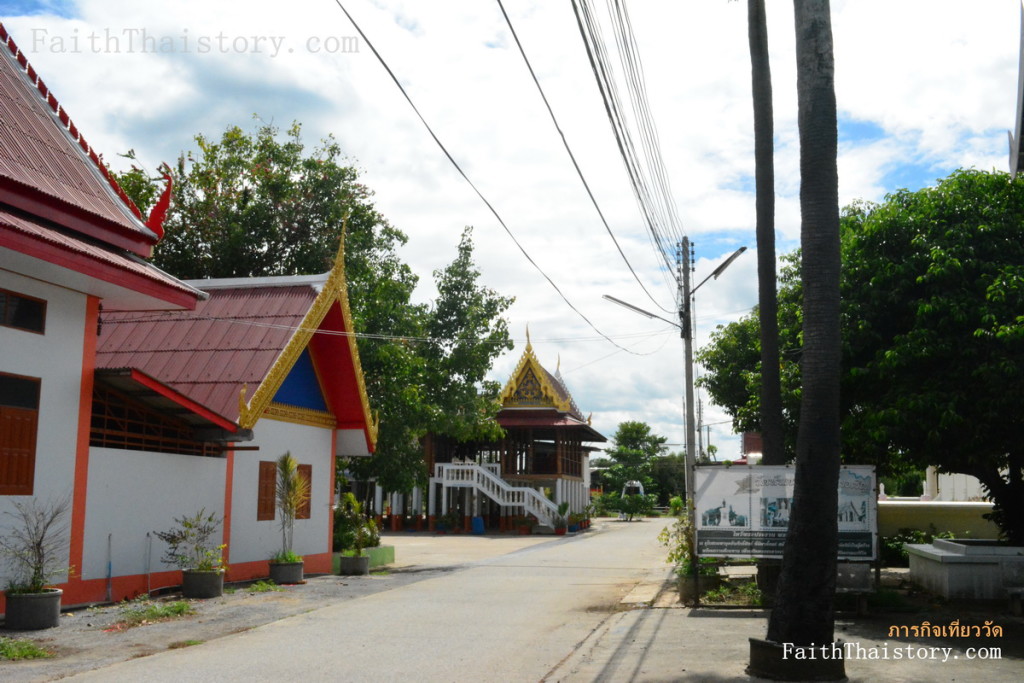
[257,460,276,521]
[297,464,312,520]
[0,289,46,334]
[0,373,40,495]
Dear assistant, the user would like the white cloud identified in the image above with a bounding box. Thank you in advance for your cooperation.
[4,0,1020,458]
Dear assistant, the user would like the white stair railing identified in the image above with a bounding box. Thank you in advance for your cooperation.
[435,463,558,527]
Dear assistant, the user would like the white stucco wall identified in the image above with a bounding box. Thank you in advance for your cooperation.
[0,269,86,586]
[230,418,333,564]
[83,447,227,579]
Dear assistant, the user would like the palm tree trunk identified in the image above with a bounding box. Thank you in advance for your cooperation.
[765,0,842,647]
[748,0,785,467]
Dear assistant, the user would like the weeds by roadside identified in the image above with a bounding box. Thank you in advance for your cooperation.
[701,581,764,607]
[0,636,53,660]
[247,580,282,593]
[168,639,204,649]
[105,599,195,632]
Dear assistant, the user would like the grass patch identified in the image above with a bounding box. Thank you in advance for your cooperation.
[370,570,390,577]
[0,636,53,660]
[701,581,764,607]
[107,600,195,631]
[248,580,282,593]
[224,587,238,595]
[168,639,204,649]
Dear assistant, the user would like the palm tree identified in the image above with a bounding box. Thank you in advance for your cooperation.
[747,0,785,467]
[765,0,843,651]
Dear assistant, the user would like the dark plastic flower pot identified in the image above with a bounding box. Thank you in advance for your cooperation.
[181,570,224,599]
[4,588,62,630]
[338,555,370,575]
[269,561,304,584]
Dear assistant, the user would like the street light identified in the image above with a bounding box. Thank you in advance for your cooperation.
[604,241,747,509]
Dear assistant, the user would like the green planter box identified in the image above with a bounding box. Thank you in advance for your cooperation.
[332,545,395,573]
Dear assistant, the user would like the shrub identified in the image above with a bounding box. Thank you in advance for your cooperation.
[880,526,955,567]
[154,509,225,572]
[333,493,379,552]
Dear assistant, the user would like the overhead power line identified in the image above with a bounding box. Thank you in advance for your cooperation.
[102,311,674,348]
[332,0,644,355]
[570,0,687,296]
[495,0,673,315]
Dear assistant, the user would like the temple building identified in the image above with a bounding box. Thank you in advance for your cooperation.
[416,336,605,532]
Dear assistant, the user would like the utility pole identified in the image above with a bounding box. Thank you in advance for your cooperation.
[679,238,697,507]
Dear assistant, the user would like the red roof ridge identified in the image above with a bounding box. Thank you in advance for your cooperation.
[1,22,145,223]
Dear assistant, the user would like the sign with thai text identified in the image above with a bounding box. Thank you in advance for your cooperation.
[694,465,876,560]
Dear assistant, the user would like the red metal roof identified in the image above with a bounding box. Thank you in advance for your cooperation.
[497,409,607,443]
[0,206,203,309]
[96,283,317,421]
[0,23,157,257]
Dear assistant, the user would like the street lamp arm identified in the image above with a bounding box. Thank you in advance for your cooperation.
[691,246,747,298]
[602,295,682,329]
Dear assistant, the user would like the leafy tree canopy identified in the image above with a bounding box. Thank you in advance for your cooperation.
[117,119,513,494]
[601,421,668,496]
[698,169,1024,543]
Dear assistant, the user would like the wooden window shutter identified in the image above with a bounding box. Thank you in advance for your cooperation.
[0,406,37,495]
[257,461,276,521]
[297,464,312,520]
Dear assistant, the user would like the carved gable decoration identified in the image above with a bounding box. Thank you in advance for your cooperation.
[499,340,571,412]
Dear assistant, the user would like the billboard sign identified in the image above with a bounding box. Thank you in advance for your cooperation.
[694,465,876,560]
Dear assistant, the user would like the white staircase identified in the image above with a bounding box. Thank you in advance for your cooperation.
[434,463,558,527]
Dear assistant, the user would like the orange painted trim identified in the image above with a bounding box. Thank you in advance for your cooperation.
[66,295,99,598]
[226,552,333,583]
[327,439,336,560]
[222,447,235,566]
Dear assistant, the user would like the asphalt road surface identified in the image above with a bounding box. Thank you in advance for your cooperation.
[67,519,674,682]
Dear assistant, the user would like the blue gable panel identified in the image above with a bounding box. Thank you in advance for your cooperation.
[273,349,329,411]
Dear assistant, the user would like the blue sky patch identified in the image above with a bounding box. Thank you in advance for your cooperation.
[0,0,77,18]
[838,116,886,144]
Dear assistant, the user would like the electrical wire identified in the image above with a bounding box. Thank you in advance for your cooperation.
[495,0,672,315]
[331,1,643,355]
[571,0,688,295]
[101,311,672,347]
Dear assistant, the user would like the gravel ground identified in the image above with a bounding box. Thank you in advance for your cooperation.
[0,567,448,682]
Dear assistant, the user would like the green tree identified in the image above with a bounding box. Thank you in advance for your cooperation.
[421,226,514,441]
[699,169,1024,545]
[602,421,668,496]
[116,119,512,496]
[649,453,688,507]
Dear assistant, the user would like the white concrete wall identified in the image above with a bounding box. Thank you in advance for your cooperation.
[925,467,987,502]
[83,447,226,579]
[230,418,333,564]
[0,269,86,586]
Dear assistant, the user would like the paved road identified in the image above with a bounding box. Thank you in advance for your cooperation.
[68,519,674,682]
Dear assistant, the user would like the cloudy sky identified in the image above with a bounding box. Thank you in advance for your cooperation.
[2,0,1019,459]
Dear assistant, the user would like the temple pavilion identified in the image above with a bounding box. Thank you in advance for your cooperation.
[416,336,606,532]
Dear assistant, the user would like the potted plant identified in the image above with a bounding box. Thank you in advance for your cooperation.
[338,517,377,575]
[436,512,457,534]
[154,508,226,599]
[269,452,310,585]
[553,502,569,536]
[0,496,71,630]
[514,515,536,535]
